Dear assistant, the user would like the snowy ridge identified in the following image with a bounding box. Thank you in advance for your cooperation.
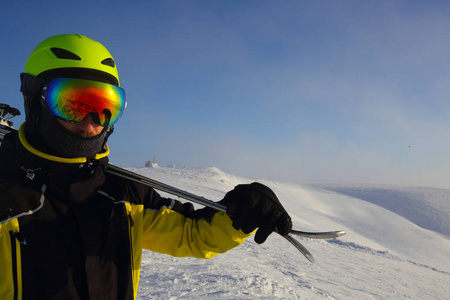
[129,165,450,299]
[316,184,450,236]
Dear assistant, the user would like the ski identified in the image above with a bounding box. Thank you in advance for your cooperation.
[290,229,346,239]
[0,125,11,141]
[0,103,20,128]
[0,104,346,263]
[105,164,346,263]
[0,104,20,142]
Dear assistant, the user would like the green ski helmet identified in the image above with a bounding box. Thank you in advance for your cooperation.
[24,34,120,86]
[21,34,120,124]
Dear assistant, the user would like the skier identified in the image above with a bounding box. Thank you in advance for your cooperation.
[0,34,292,300]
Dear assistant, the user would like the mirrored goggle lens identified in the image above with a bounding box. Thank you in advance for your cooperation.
[43,78,126,126]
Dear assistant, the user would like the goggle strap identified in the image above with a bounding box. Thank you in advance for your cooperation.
[20,73,45,99]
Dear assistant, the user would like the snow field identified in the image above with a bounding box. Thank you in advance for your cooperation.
[128,166,450,299]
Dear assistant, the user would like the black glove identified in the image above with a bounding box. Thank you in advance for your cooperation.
[222,182,292,244]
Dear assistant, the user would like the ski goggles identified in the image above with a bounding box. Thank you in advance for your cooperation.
[42,78,126,127]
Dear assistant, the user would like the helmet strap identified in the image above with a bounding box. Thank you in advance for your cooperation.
[103,126,114,150]
[20,73,45,125]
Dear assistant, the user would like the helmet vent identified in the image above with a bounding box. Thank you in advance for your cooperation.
[101,58,115,68]
[51,48,81,60]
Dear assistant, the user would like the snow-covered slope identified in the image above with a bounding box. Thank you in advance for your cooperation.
[128,165,450,299]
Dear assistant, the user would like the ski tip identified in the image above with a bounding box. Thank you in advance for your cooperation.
[335,230,346,237]
[306,254,315,263]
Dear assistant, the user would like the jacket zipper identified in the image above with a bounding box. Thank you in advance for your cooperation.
[128,211,135,271]
[9,231,19,300]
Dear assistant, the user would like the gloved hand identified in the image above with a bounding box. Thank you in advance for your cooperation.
[222,182,292,244]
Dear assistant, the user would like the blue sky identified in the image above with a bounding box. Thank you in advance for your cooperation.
[2,0,450,188]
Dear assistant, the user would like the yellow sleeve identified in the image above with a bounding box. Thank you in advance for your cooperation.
[141,208,251,259]
[0,219,22,300]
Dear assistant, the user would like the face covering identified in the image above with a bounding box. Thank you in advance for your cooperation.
[35,107,107,159]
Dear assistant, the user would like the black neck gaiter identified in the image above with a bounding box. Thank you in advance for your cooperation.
[29,108,107,159]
